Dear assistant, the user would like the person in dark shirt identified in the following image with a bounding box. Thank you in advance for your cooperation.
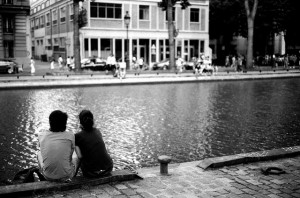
[75,110,113,178]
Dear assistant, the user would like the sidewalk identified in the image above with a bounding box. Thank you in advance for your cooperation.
[0,60,300,89]
[30,151,300,198]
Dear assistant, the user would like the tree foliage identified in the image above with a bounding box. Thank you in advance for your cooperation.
[210,0,299,65]
[158,0,191,10]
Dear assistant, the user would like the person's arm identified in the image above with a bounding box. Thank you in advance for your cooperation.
[73,146,82,177]
[75,146,82,159]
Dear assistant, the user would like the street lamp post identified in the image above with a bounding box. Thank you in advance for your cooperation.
[124,11,130,70]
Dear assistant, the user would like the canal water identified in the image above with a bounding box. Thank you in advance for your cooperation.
[1,78,300,181]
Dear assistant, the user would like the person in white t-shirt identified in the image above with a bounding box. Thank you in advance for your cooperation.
[66,56,71,70]
[58,55,64,70]
[30,57,35,74]
[37,110,80,181]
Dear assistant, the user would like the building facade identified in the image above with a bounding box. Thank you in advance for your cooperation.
[30,0,209,68]
[0,0,30,66]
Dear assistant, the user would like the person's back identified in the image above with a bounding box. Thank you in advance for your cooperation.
[75,110,113,177]
[39,129,75,180]
[76,128,113,175]
[38,110,79,181]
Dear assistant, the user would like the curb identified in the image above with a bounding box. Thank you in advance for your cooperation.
[0,72,300,89]
[197,146,300,170]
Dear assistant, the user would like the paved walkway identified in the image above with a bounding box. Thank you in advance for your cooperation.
[0,60,300,89]
[28,155,300,198]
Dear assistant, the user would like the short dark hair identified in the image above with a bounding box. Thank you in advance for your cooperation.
[79,110,94,131]
[49,110,68,132]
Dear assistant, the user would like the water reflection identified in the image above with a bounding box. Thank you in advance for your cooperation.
[1,78,300,181]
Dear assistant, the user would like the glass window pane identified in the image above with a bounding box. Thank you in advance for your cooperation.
[107,7,114,18]
[99,7,105,18]
[91,6,97,17]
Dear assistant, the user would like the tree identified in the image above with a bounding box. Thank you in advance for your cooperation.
[158,0,190,70]
[244,0,258,68]
[73,0,81,72]
[210,0,293,66]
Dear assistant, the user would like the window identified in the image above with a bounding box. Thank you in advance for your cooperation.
[3,16,14,33]
[69,4,74,21]
[52,10,57,25]
[190,8,199,22]
[40,16,45,28]
[35,18,39,29]
[30,19,35,31]
[165,7,175,21]
[42,3,45,9]
[46,1,49,7]
[4,41,14,58]
[46,13,50,26]
[139,5,149,20]
[60,37,66,47]
[90,3,122,19]
[54,38,58,45]
[60,7,66,23]
[3,0,13,5]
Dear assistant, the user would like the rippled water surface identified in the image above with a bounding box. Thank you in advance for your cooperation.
[1,78,300,180]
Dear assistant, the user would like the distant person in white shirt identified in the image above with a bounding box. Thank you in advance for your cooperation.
[58,55,63,70]
[106,53,116,75]
[176,57,184,73]
[70,56,75,70]
[50,58,55,71]
[66,56,71,70]
[30,57,35,75]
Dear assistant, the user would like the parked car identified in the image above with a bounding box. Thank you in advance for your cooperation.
[0,59,18,74]
[81,57,106,71]
[152,59,169,70]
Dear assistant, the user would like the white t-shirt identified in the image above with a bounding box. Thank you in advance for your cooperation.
[58,57,63,65]
[138,58,143,66]
[38,129,75,180]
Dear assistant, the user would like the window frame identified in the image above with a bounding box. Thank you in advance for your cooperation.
[52,9,57,25]
[90,2,122,19]
[46,13,50,26]
[3,16,14,33]
[190,8,199,23]
[40,15,45,28]
[139,5,149,21]
[69,4,74,21]
[60,6,66,23]
[3,0,13,5]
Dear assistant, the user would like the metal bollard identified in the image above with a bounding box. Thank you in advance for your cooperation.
[158,155,172,175]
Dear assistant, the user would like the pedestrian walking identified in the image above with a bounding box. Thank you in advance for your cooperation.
[70,56,75,70]
[176,57,184,73]
[138,57,144,72]
[106,53,116,75]
[58,55,64,70]
[30,57,35,75]
[66,56,71,70]
[50,58,55,71]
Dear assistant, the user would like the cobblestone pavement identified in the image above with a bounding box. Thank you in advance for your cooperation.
[32,156,300,198]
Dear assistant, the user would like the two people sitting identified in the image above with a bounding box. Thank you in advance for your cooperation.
[37,110,113,182]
